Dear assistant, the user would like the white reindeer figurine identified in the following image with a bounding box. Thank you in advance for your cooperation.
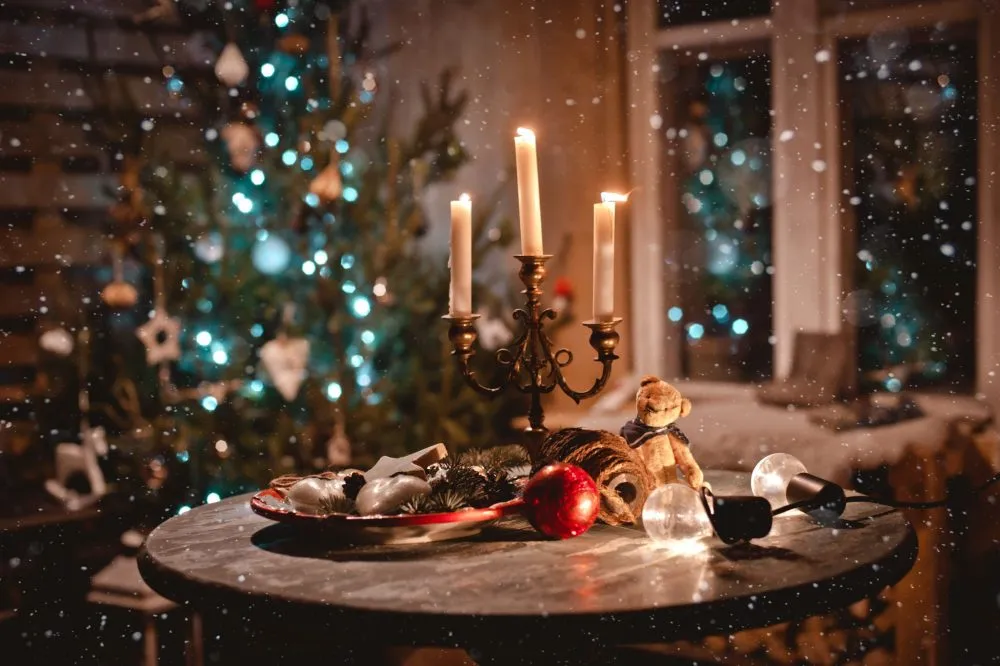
[45,425,109,510]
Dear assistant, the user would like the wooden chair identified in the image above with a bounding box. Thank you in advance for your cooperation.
[88,554,202,666]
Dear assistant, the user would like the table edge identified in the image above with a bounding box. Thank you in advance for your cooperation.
[138,519,918,647]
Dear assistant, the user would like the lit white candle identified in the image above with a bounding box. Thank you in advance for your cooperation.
[514,127,544,256]
[449,193,473,316]
[594,192,627,321]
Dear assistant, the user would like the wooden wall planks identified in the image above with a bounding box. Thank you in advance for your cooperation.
[0,0,210,455]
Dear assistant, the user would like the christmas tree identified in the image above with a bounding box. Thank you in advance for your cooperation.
[79,0,522,515]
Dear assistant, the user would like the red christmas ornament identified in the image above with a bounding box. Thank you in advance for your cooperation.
[254,0,277,10]
[522,463,599,539]
[553,276,574,299]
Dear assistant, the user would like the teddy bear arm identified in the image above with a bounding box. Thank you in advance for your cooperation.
[671,436,704,488]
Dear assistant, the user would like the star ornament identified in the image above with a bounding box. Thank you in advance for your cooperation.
[136,310,182,365]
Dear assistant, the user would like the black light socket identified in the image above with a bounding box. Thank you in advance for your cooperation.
[701,488,774,544]
[786,472,847,520]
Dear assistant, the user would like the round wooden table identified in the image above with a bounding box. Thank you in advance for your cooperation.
[139,471,917,664]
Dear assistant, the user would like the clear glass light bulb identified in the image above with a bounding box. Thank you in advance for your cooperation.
[751,453,808,509]
[642,484,713,542]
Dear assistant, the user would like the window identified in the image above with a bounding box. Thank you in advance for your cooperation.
[657,0,770,28]
[665,55,773,381]
[840,27,977,390]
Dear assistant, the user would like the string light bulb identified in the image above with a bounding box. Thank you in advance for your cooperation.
[751,453,846,520]
[642,484,712,542]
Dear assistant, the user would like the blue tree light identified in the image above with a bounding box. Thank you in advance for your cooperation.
[285,76,299,92]
[252,235,292,275]
[732,318,749,335]
[201,396,219,411]
[350,354,364,368]
[314,250,328,265]
[195,331,212,346]
[335,139,349,154]
[265,132,280,147]
[352,296,371,318]
[302,260,316,276]
[177,505,191,515]
[274,12,289,28]
[668,306,683,322]
[712,304,730,322]
[250,169,266,185]
[340,254,355,269]
[282,150,297,166]
[326,382,342,401]
[300,156,314,170]
[212,348,229,365]
[687,323,705,340]
[206,492,221,504]
[343,187,359,202]
[260,63,275,78]
[360,330,375,345]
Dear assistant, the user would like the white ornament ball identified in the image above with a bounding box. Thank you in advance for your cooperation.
[355,476,431,516]
[287,477,351,515]
[321,120,347,142]
[194,231,224,263]
[251,235,292,275]
[39,328,74,357]
[642,484,713,542]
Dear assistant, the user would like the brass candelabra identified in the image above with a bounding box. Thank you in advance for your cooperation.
[444,255,622,460]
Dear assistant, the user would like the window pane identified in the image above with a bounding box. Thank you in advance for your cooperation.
[840,28,977,390]
[657,0,770,28]
[664,54,773,381]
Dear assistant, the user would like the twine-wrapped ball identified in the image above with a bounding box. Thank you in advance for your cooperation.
[534,427,653,526]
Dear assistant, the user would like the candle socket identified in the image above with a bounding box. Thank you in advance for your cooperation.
[444,255,622,462]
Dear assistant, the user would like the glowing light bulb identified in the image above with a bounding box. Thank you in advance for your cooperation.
[642,484,713,542]
[326,382,342,401]
[751,453,807,509]
[206,492,221,504]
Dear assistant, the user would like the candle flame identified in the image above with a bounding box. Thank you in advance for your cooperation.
[516,127,535,139]
[459,193,471,203]
[601,192,629,203]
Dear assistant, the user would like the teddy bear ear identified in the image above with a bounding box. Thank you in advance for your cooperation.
[680,398,692,417]
[639,375,660,387]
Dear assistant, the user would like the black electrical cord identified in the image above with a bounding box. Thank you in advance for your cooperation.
[771,498,817,516]
[771,470,1000,515]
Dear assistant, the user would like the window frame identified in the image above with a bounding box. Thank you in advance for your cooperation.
[627,0,998,398]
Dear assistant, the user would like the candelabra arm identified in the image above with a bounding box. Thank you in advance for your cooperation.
[542,318,622,403]
[443,314,508,396]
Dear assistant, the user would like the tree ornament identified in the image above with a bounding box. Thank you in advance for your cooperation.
[475,310,513,350]
[254,0,277,10]
[101,280,138,309]
[259,334,309,401]
[39,327,74,357]
[309,153,343,202]
[136,309,182,365]
[522,463,599,539]
[326,414,351,467]
[277,34,310,55]
[320,120,347,142]
[45,424,109,511]
[215,43,249,87]
[109,158,148,240]
[221,121,260,173]
[194,231,225,263]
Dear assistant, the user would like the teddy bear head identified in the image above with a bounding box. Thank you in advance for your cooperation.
[635,375,691,428]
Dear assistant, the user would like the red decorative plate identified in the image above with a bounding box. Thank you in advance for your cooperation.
[250,487,524,544]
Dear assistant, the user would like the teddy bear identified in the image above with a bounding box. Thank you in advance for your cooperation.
[619,375,704,490]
